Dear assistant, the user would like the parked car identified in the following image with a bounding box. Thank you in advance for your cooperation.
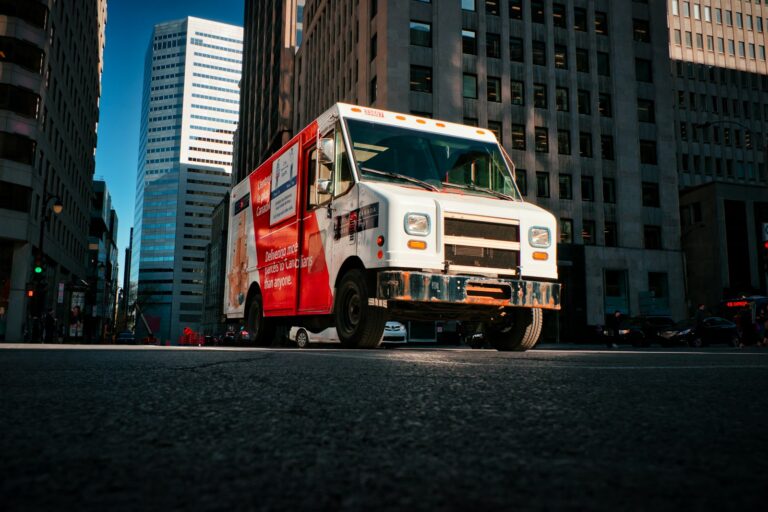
[115,331,136,344]
[623,316,676,347]
[659,317,740,347]
[289,321,408,348]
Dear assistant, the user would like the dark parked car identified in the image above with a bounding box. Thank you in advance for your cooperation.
[623,316,676,347]
[659,317,740,347]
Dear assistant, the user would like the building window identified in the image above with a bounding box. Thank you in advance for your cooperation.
[595,11,608,35]
[369,76,377,102]
[554,44,568,69]
[485,0,500,16]
[486,32,501,58]
[558,173,572,199]
[487,76,501,102]
[603,178,616,204]
[637,99,655,123]
[461,0,475,11]
[574,7,587,31]
[509,0,522,20]
[560,218,573,243]
[462,73,477,99]
[599,93,612,117]
[642,182,660,207]
[685,31,693,47]
[558,130,571,155]
[0,130,36,164]
[636,58,653,82]
[410,65,432,93]
[511,124,526,150]
[536,171,550,197]
[579,132,593,157]
[463,117,478,126]
[462,30,477,55]
[582,220,596,245]
[0,84,40,119]
[533,83,547,108]
[409,21,431,47]
[515,168,527,195]
[576,48,589,72]
[604,222,618,247]
[640,139,657,165]
[581,176,594,201]
[531,0,545,23]
[597,52,610,76]
[510,37,524,62]
[532,41,546,66]
[0,2,48,29]
[634,19,650,42]
[370,34,377,60]
[510,80,524,105]
[553,3,566,28]
[556,87,569,111]
[0,36,45,74]
[535,127,549,153]
[644,225,662,249]
[577,89,590,115]
[601,135,615,160]
[673,29,681,45]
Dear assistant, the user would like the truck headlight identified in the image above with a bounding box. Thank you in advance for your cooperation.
[529,227,551,248]
[404,213,430,236]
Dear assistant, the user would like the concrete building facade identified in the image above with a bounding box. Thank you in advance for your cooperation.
[668,0,768,304]
[291,0,686,332]
[131,17,241,343]
[236,0,304,183]
[0,0,107,341]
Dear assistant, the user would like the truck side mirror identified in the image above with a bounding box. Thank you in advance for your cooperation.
[318,179,333,195]
[318,137,335,164]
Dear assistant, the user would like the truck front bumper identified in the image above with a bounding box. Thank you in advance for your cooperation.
[377,270,561,310]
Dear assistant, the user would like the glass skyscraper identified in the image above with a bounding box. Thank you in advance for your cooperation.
[131,17,243,343]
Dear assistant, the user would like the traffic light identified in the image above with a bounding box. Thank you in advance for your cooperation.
[27,288,35,298]
[33,253,44,275]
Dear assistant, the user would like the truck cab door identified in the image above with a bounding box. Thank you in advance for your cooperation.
[298,125,356,314]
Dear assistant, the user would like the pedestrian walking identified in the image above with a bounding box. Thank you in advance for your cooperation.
[607,310,622,348]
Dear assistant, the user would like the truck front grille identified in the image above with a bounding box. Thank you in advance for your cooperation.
[443,214,520,275]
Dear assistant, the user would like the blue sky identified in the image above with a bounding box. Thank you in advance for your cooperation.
[94,0,244,283]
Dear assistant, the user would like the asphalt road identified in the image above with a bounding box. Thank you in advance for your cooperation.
[1,344,767,511]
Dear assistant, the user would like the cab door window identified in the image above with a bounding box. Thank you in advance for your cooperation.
[334,125,354,197]
[307,146,333,209]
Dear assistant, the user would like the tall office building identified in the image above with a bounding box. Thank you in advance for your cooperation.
[0,0,107,341]
[290,0,686,333]
[131,17,242,342]
[667,0,768,306]
[236,0,305,183]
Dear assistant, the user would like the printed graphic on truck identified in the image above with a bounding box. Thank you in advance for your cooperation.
[224,103,560,351]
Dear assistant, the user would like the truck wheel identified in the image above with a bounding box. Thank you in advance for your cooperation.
[246,294,275,347]
[488,308,543,352]
[335,269,386,348]
[295,328,310,349]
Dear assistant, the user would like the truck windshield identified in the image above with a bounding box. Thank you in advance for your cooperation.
[345,119,521,200]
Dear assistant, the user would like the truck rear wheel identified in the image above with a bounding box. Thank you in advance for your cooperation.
[488,308,543,352]
[246,294,275,347]
[335,269,386,348]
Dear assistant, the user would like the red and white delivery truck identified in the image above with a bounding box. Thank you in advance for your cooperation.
[224,103,560,351]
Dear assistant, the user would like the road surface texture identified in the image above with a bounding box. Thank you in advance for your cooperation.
[1,344,767,511]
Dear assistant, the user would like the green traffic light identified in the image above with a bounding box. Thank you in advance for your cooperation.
[34,266,43,274]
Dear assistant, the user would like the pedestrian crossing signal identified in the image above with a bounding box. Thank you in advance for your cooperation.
[34,265,43,274]
[27,289,35,297]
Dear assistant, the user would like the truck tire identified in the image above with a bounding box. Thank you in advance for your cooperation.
[334,269,386,348]
[246,294,275,347]
[488,308,543,352]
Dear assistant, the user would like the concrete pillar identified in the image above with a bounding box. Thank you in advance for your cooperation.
[6,243,32,341]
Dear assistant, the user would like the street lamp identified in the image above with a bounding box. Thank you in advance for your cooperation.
[35,168,63,335]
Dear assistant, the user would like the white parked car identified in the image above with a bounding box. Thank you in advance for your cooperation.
[290,321,408,349]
